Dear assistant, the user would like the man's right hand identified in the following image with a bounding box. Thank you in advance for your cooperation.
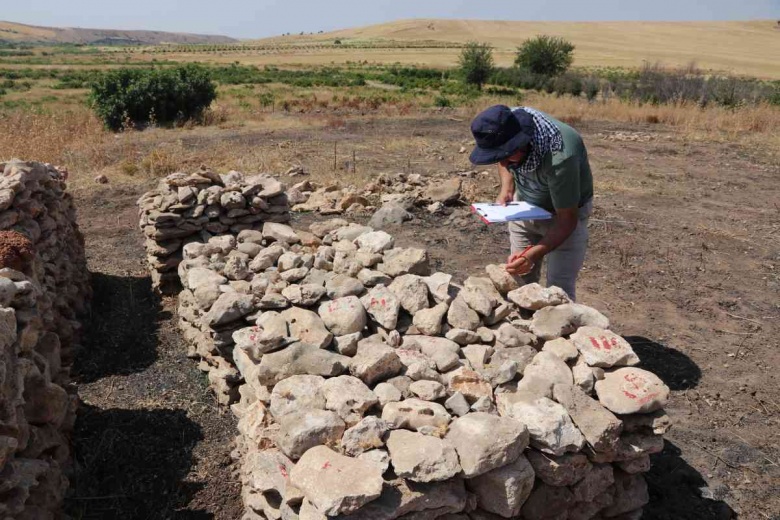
[496,189,513,206]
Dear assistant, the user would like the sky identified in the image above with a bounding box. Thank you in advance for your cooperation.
[2,0,778,39]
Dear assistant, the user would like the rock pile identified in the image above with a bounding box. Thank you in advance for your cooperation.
[169,217,671,520]
[137,169,291,293]
[0,160,91,519]
[289,172,464,222]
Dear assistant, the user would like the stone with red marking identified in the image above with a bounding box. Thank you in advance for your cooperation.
[595,368,670,414]
[318,296,367,336]
[570,327,639,368]
[289,445,383,515]
[360,285,401,329]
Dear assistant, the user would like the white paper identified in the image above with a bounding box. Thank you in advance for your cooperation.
[470,201,553,223]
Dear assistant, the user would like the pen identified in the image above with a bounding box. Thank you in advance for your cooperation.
[517,244,533,258]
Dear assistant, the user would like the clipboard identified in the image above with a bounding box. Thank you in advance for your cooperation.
[470,201,553,224]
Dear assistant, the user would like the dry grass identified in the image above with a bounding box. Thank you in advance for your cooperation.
[252,19,780,79]
[2,87,777,192]
[0,108,110,170]
[468,92,780,152]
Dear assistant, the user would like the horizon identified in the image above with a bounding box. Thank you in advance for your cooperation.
[2,0,778,39]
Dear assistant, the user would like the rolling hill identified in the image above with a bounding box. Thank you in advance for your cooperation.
[255,18,780,78]
[0,20,237,45]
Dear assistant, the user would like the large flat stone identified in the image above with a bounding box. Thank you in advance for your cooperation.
[328,477,467,520]
[290,445,383,516]
[530,303,610,340]
[595,367,670,414]
[318,296,367,336]
[467,454,535,518]
[553,383,623,453]
[321,375,378,425]
[280,307,333,349]
[526,450,592,487]
[570,327,640,368]
[496,391,585,456]
[342,416,390,456]
[255,344,350,385]
[388,274,431,315]
[378,248,430,277]
[269,374,326,419]
[349,342,404,385]
[361,285,402,329]
[387,430,461,482]
[277,410,345,460]
[507,283,570,310]
[523,351,573,386]
[445,412,529,477]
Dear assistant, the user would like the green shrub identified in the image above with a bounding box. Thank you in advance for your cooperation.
[89,64,217,130]
[458,42,494,90]
[769,85,780,106]
[490,67,550,91]
[433,95,452,107]
[552,73,583,97]
[583,77,600,101]
[515,35,575,77]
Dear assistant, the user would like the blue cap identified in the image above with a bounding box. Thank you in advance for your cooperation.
[469,105,534,165]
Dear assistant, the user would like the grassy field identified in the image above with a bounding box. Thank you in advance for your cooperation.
[251,19,780,78]
[3,19,777,78]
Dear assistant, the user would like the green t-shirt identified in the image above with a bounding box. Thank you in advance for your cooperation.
[509,113,593,213]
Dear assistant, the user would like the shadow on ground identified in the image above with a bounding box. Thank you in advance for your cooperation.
[625,336,701,390]
[73,272,167,383]
[65,404,209,520]
[645,441,736,520]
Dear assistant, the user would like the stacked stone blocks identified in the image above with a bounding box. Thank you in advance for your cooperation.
[0,160,91,519]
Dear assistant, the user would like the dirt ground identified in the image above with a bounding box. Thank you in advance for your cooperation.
[64,113,779,520]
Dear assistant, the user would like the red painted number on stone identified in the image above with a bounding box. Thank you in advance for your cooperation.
[621,373,659,404]
[590,336,617,351]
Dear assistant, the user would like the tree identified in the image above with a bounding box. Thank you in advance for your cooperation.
[515,35,575,77]
[458,42,494,90]
[90,64,217,131]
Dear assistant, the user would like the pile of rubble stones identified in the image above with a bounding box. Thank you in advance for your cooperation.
[137,169,292,293]
[171,217,671,520]
[289,173,465,220]
[0,160,91,519]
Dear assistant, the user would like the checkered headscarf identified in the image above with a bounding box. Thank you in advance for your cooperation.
[511,106,564,174]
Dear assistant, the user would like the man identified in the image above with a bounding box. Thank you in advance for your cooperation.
[469,105,593,301]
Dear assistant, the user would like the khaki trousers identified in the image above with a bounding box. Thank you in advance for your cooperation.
[508,200,592,301]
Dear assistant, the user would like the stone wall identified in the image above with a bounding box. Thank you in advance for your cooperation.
[170,217,671,520]
[0,160,91,519]
[137,170,291,293]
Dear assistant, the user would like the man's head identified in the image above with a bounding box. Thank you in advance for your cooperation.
[469,105,535,166]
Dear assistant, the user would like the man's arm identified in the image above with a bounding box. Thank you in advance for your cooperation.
[506,154,581,275]
[496,163,514,206]
[506,207,578,274]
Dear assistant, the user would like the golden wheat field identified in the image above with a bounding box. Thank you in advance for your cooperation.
[251,19,780,78]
